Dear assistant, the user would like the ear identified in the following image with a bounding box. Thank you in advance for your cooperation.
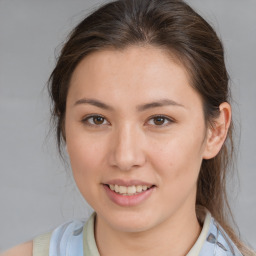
[203,102,232,159]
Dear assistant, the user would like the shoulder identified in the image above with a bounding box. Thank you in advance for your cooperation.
[48,219,86,256]
[201,216,243,256]
[0,217,89,256]
[194,208,243,256]
[48,214,95,256]
[0,241,33,256]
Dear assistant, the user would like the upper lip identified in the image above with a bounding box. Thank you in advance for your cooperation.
[103,179,154,187]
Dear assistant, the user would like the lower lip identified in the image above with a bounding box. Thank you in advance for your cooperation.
[103,185,155,207]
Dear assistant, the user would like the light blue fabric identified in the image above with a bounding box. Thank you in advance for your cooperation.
[48,212,242,256]
[199,218,242,256]
[49,220,84,256]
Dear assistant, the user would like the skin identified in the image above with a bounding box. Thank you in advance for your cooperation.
[1,242,32,256]
[2,45,231,256]
[64,45,231,256]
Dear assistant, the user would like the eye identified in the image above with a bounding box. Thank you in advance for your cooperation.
[82,115,109,126]
[147,115,174,126]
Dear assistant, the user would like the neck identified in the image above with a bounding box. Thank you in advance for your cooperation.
[95,206,201,256]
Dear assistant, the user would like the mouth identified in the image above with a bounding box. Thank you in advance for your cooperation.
[105,184,155,196]
[103,182,156,207]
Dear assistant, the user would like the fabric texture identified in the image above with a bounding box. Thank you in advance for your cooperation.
[187,209,212,256]
[33,210,243,256]
[33,232,51,256]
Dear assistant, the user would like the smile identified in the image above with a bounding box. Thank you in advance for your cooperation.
[103,182,155,207]
[108,184,153,196]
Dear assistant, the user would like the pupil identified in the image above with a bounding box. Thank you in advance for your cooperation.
[154,117,164,125]
[94,116,104,124]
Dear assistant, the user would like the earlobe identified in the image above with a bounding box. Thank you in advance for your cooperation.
[203,102,232,159]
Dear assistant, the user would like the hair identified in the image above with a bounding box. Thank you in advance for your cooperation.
[48,0,254,254]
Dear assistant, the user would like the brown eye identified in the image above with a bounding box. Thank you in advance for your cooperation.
[93,116,105,125]
[82,115,109,126]
[147,115,174,127]
[153,117,165,125]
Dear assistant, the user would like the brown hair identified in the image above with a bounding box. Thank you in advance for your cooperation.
[48,0,254,254]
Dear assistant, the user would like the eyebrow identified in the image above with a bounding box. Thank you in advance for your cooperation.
[74,98,114,111]
[136,99,185,111]
[74,98,185,111]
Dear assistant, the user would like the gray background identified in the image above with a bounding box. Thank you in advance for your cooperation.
[0,0,255,252]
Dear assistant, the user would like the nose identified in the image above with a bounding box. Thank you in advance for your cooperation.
[109,124,146,171]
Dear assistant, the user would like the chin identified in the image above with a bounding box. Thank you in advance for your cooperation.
[102,209,158,233]
[111,220,151,233]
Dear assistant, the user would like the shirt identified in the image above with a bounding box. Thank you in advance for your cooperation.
[33,210,243,256]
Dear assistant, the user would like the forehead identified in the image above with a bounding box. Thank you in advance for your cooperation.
[70,46,190,89]
[67,45,202,111]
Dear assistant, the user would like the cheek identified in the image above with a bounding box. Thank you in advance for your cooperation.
[149,130,204,186]
[149,135,204,212]
[66,134,108,206]
[65,124,107,185]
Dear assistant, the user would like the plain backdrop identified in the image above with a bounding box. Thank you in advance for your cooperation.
[0,0,255,252]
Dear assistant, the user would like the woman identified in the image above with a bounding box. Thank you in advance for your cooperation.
[3,0,255,255]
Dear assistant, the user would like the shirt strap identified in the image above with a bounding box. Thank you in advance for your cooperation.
[33,232,51,256]
[187,210,212,256]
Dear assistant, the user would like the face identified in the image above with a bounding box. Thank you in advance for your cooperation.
[65,45,209,233]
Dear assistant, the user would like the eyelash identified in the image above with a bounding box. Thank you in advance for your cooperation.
[81,114,109,127]
[81,114,174,127]
[147,115,174,127]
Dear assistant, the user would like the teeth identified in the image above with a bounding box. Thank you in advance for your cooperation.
[119,186,127,194]
[137,185,142,193]
[127,185,136,194]
[142,185,147,191]
[108,184,152,195]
